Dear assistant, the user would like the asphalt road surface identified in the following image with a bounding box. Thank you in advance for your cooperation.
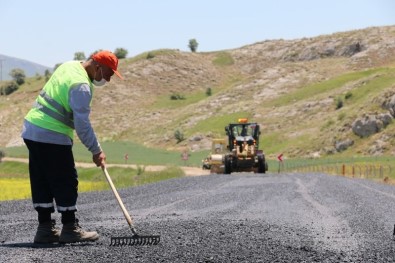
[2,172,395,262]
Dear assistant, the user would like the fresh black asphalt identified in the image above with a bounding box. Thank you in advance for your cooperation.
[2,172,395,262]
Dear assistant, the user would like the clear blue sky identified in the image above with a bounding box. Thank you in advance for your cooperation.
[1,0,394,68]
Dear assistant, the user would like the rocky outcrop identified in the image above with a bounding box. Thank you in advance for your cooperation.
[335,139,354,152]
[340,43,362,57]
[352,113,392,137]
[385,94,395,117]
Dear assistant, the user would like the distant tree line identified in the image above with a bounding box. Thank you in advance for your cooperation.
[73,48,129,62]
[51,48,129,72]
[0,68,53,96]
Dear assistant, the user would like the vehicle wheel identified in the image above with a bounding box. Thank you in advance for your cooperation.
[257,155,266,174]
[224,155,232,174]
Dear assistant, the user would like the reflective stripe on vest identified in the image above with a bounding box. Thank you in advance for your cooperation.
[34,90,75,129]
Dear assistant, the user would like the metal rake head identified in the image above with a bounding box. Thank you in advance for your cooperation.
[110,235,161,246]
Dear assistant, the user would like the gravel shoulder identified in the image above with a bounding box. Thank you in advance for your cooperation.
[2,172,395,262]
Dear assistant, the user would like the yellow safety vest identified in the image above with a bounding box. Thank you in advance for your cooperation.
[25,61,93,139]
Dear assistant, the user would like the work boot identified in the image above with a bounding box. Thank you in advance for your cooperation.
[59,219,99,243]
[34,220,61,244]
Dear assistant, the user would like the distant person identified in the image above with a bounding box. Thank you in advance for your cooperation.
[241,126,247,136]
[21,50,123,244]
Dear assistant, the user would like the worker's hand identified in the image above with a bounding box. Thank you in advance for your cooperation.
[93,151,106,167]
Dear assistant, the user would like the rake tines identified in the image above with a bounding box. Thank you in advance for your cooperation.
[110,235,161,246]
[102,167,161,247]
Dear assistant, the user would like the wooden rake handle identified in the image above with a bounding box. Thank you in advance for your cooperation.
[101,166,137,234]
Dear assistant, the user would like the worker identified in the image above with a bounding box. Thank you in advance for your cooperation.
[21,50,123,244]
[241,126,247,136]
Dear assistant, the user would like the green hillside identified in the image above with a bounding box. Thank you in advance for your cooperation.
[1,25,395,163]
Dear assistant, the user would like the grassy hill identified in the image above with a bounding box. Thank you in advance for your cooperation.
[1,25,395,161]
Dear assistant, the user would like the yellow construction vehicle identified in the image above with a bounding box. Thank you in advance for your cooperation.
[223,119,268,174]
[202,139,227,173]
[203,119,268,174]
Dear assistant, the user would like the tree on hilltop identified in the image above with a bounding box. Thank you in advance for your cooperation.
[74,52,86,61]
[188,39,198,52]
[9,68,26,85]
[114,48,128,59]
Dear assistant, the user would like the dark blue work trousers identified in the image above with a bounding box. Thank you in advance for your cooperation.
[24,139,78,213]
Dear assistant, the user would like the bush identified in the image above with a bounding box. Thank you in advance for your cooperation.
[170,93,185,100]
[345,91,353,100]
[206,87,212,96]
[174,129,185,143]
[136,165,146,175]
[0,81,19,95]
[335,97,343,109]
[146,52,155,59]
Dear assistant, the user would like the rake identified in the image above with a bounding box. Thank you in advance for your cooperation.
[101,166,160,246]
